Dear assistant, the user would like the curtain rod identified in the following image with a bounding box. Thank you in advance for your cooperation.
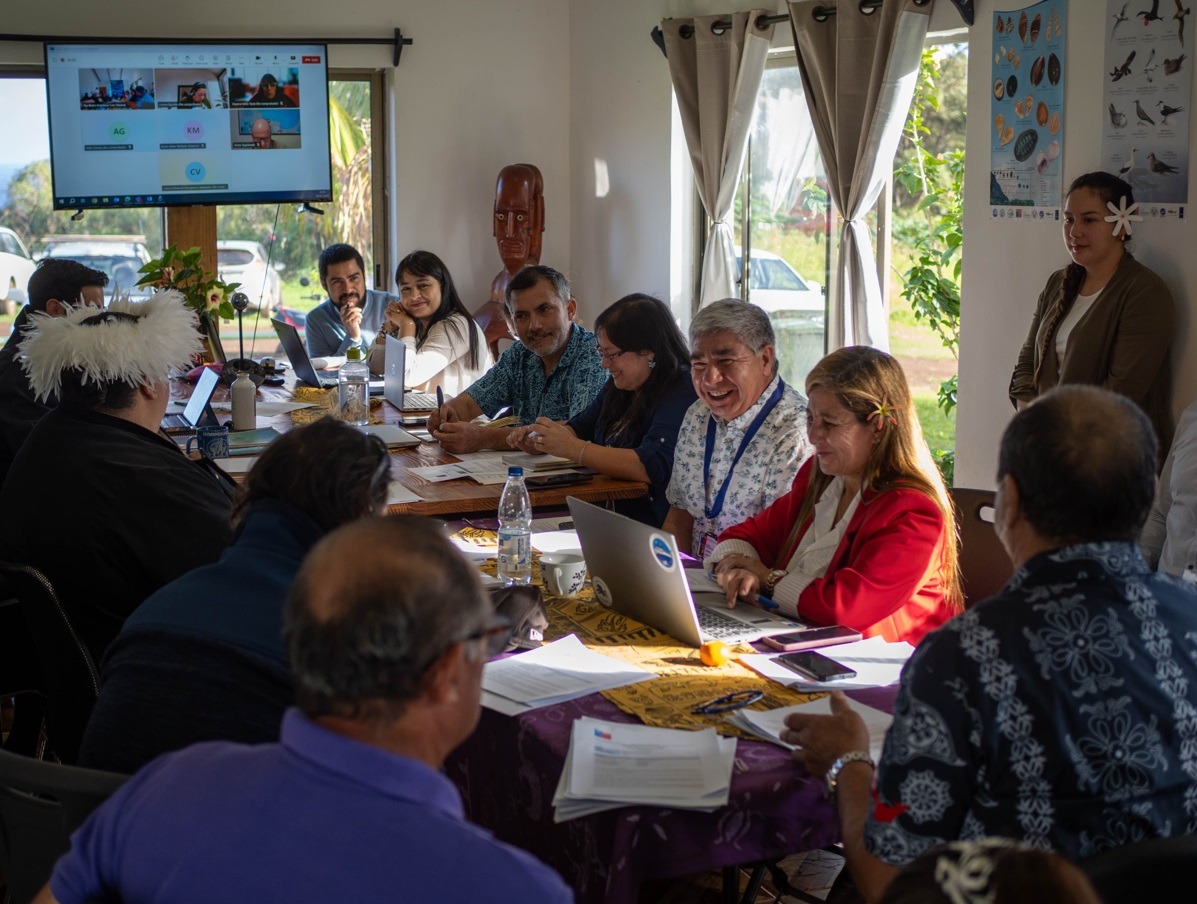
[650,0,931,56]
[0,29,413,66]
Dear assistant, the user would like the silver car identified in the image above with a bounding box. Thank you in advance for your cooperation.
[217,240,283,311]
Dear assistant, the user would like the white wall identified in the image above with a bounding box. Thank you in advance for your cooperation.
[956,0,1197,487]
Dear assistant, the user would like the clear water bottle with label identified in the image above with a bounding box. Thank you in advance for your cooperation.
[497,466,532,586]
[338,346,370,426]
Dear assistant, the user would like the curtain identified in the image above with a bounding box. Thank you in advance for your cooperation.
[662,11,775,307]
[787,0,932,350]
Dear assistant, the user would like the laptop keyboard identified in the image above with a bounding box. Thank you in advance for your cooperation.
[696,607,757,641]
[405,392,438,409]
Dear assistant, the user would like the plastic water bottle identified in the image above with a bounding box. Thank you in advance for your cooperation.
[338,346,370,426]
[230,370,257,431]
[498,466,532,586]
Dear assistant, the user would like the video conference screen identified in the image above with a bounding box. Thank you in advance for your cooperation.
[44,42,333,209]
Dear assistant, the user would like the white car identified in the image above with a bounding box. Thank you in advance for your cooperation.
[39,238,152,303]
[734,247,825,315]
[0,227,36,315]
[217,240,283,310]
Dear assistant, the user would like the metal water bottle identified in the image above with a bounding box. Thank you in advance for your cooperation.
[230,371,257,431]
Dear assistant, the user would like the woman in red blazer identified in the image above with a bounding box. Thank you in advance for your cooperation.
[710,347,961,645]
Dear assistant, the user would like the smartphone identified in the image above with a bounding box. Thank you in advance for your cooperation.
[762,625,863,652]
[526,473,593,489]
[400,415,428,427]
[774,650,857,682]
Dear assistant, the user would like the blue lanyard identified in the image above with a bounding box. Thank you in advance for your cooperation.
[703,379,786,519]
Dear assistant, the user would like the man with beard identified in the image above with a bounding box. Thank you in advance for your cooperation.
[428,265,607,453]
[304,244,398,359]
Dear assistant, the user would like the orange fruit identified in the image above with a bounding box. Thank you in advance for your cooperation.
[699,640,733,667]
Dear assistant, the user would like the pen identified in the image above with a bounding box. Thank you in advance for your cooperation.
[755,594,780,611]
[436,385,444,410]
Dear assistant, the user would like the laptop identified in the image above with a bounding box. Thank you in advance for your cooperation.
[382,335,440,411]
[271,318,385,394]
[567,498,802,647]
[162,366,220,434]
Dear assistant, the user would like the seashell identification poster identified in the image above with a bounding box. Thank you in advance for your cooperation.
[991,0,1066,216]
[1102,0,1193,209]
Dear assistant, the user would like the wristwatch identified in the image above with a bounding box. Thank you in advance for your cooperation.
[762,569,788,596]
[824,751,874,800]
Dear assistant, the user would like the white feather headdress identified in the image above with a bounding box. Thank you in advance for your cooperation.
[19,289,203,403]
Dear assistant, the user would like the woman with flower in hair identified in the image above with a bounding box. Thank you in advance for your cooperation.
[708,346,959,645]
[1009,171,1175,458]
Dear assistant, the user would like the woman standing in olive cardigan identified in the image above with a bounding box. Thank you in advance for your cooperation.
[1009,172,1175,455]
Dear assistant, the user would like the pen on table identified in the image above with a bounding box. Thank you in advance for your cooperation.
[706,570,780,611]
[436,385,444,410]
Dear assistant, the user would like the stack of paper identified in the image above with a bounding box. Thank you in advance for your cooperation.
[740,635,914,691]
[481,635,655,713]
[552,717,737,822]
[503,451,575,471]
[358,424,421,448]
[725,696,893,760]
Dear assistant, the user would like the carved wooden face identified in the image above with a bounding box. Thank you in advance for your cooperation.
[493,167,544,272]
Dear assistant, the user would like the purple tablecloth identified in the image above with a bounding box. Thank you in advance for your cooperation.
[445,690,890,904]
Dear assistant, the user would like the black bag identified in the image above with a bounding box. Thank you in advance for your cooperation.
[489,584,549,652]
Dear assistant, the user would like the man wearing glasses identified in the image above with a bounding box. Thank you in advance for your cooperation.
[429,264,607,453]
[36,516,572,904]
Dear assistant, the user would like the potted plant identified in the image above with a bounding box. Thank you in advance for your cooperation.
[137,244,239,363]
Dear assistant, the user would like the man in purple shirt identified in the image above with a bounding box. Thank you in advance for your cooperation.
[36,516,573,904]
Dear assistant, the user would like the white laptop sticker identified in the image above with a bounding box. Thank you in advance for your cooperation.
[592,576,613,608]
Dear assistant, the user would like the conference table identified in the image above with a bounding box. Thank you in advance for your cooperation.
[443,567,898,904]
[180,372,648,518]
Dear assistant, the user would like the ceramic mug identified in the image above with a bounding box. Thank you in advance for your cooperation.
[541,552,588,597]
[186,424,230,460]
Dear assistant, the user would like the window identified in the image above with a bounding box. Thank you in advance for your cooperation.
[729,57,832,391]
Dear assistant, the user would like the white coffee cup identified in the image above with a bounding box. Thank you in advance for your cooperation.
[541,552,587,597]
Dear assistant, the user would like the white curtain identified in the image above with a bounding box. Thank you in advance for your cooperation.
[662,11,774,307]
[788,0,932,350]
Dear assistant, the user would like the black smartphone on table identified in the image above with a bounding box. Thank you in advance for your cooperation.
[774,650,857,682]
[526,473,593,489]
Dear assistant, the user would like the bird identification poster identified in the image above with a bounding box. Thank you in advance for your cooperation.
[1103,0,1192,208]
[990,0,1066,216]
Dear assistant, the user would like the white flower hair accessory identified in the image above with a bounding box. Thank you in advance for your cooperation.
[19,289,202,403]
[1104,195,1142,236]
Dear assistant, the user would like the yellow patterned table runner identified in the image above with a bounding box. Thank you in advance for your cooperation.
[453,527,820,738]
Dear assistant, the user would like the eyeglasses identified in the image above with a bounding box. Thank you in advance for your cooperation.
[462,615,514,658]
[596,345,630,363]
[690,689,763,715]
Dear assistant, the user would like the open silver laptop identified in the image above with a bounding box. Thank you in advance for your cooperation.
[382,334,438,411]
[567,498,802,647]
[271,318,384,394]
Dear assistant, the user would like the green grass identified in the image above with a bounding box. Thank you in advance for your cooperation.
[914,393,956,452]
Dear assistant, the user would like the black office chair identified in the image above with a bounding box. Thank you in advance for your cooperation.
[0,563,99,764]
[949,488,1012,609]
[0,591,47,757]
[0,746,127,904]
[1080,834,1197,903]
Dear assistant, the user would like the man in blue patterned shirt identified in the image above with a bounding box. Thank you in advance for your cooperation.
[428,265,606,453]
[783,385,1197,903]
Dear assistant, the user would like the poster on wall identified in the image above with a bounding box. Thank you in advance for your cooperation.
[1101,0,1192,213]
[990,0,1066,220]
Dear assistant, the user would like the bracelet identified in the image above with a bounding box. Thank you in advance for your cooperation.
[578,441,591,466]
[824,751,874,801]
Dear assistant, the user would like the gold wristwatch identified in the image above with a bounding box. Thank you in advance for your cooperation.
[762,569,788,596]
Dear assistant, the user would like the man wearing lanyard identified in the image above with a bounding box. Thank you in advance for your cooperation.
[663,300,811,558]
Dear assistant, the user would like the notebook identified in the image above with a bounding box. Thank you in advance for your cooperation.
[381,334,439,411]
[271,318,384,394]
[567,498,801,648]
[162,366,220,434]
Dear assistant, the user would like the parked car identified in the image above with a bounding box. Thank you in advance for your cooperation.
[0,226,36,315]
[38,236,152,302]
[734,247,825,315]
[217,240,283,311]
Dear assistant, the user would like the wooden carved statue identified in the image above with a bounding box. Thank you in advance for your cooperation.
[473,163,545,356]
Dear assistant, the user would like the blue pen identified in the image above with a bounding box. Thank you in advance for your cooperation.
[436,385,444,410]
[706,572,780,611]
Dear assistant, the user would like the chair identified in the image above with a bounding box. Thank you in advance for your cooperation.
[0,746,127,904]
[950,488,1013,609]
[1080,835,1197,903]
[0,593,47,757]
[0,563,100,764]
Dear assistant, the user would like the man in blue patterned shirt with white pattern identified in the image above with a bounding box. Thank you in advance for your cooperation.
[662,300,810,558]
[783,385,1197,903]
[428,265,606,454]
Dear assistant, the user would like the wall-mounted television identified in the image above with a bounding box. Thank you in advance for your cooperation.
[44,41,333,209]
